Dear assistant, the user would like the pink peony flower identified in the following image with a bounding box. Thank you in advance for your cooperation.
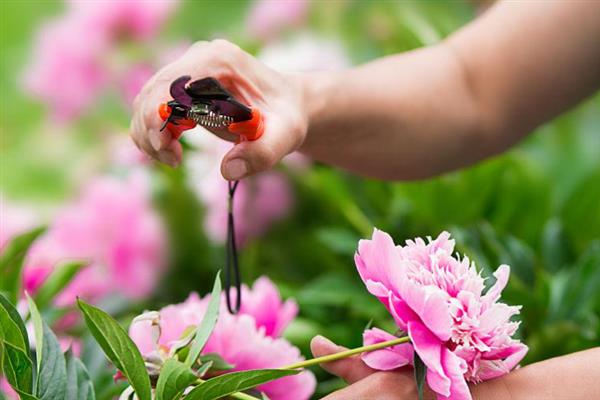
[129,277,315,400]
[22,0,178,121]
[246,0,309,41]
[356,229,528,400]
[238,276,298,338]
[186,132,293,246]
[24,173,167,307]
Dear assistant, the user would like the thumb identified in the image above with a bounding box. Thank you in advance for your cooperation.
[310,335,377,384]
[220,114,302,180]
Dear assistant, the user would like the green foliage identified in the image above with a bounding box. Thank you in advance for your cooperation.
[33,261,86,310]
[65,349,96,400]
[77,299,151,400]
[0,227,45,303]
[185,273,221,368]
[185,370,300,400]
[155,359,197,400]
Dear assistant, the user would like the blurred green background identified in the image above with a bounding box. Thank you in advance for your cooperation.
[1,1,599,398]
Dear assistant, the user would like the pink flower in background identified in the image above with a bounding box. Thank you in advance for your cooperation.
[246,0,309,41]
[239,276,298,337]
[356,230,527,400]
[129,277,315,400]
[187,132,293,246]
[120,64,154,107]
[24,173,166,307]
[22,0,178,121]
[0,196,37,252]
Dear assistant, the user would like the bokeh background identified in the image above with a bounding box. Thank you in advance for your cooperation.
[1,0,599,398]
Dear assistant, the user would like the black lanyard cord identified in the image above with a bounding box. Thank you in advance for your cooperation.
[225,180,241,314]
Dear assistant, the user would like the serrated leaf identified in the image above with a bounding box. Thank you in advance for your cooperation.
[34,261,86,310]
[2,342,33,394]
[77,299,151,400]
[198,353,234,371]
[185,273,221,368]
[0,293,29,352]
[0,227,45,303]
[185,369,299,400]
[36,323,67,400]
[414,351,426,400]
[65,349,96,400]
[155,358,197,400]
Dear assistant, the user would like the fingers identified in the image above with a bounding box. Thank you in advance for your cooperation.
[310,336,376,384]
[321,372,417,400]
[220,114,303,180]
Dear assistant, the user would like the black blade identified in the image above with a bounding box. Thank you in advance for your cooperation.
[186,77,232,100]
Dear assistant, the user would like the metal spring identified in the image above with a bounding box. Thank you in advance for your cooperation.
[188,109,233,129]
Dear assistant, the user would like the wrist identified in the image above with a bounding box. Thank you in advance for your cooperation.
[291,71,337,152]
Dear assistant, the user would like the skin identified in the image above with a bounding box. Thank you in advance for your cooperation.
[310,336,600,400]
[130,1,600,397]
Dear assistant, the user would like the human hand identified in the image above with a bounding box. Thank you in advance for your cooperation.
[311,335,436,400]
[130,39,308,179]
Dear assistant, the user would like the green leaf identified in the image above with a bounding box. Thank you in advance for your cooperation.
[13,389,39,400]
[414,351,426,400]
[0,227,45,303]
[0,293,29,352]
[196,361,213,377]
[76,299,151,400]
[185,272,221,368]
[36,323,67,400]
[34,261,86,310]
[2,342,33,394]
[26,294,44,376]
[198,353,234,371]
[155,358,197,400]
[65,349,96,400]
[185,369,299,400]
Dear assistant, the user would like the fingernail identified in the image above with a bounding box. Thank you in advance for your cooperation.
[224,159,248,180]
[158,150,178,167]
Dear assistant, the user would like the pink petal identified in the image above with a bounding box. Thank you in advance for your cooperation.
[361,328,413,370]
[399,280,452,341]
[408,321,451,397]
[482,265,510,305]
[438,349,471,400]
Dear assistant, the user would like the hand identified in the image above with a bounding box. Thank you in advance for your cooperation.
[311,335,436,400]
[130,39,308,179]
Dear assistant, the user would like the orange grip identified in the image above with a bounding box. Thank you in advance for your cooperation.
[158,103,196,139]
[228,108,264,141]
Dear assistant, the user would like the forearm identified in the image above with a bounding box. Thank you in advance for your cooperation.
[471,348,600,400]
[298,1,600,180]
[299,44,481,180]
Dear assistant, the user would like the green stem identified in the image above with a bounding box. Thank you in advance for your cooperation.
[281,336,410,370]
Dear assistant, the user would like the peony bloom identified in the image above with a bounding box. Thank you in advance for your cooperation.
[246,0,309,41]
[186,131,293,246]
[356,229,527,400]
[129,277,315,400]
[120,64,154,107]
[22,0,178,121]
[24,173,166,307]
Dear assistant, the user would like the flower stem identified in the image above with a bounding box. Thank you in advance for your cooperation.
[281,336,410,370]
